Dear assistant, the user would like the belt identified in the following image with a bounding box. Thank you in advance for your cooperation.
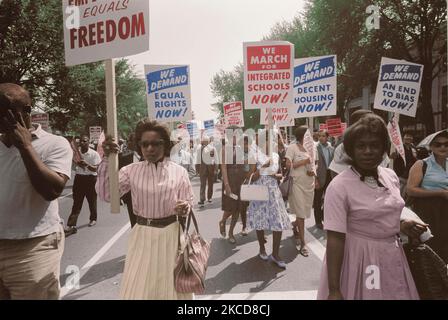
[136,215,186,228]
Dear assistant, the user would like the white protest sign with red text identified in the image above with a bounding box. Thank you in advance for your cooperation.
[387,114,406,166]
[260,107,294,127]
[243,41,294,110]
[31,113,50,131]
[63,0,150,66]
[89,126,102,143]
[325,118,344,137]
[223,101,244,127]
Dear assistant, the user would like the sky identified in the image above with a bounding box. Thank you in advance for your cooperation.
[127,0,307,123]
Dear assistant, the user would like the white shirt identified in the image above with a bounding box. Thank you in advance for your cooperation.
[257,152,280,176]
[0,125,73,239]
[75,148,101,176]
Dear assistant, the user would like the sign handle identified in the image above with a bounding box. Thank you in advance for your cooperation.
[389,112,400,169]
[105,59,120,214]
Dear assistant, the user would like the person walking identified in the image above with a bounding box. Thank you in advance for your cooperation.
[407,129,448,263]
[219,135,252,243]
[247,130,290,268]
[313,130,334,229]
[196,136,217,207]
[0,83,72,299]
[285,126,315,256]
[65,135,101,235]
[97,119,194,299]
[317,114,426,300]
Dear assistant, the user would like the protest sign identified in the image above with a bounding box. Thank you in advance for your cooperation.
[303,129,316,173]
[31,113,50,131]
[373,57,423,117]
[89,126,102,143]
[260,107,294,127]
[186,121,199,139]
[62,0,150,66]
[145,65,192,123]
[293,55,337,118]
[243,41,294,110]
[326,118,344,137]
[223,101,245,127]
[387,114,406,166]
[203,119,215,137]
[214,123,227,140]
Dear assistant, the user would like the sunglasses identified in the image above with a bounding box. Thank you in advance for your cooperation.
[432,142,448,148]
[138,139,165,148]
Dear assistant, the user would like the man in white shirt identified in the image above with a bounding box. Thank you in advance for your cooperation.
[65,135,101,235]
[0,83,72,299]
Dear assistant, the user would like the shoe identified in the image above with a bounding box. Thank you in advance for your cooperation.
[228,236,236,244]
[241,228,248,236]
[298,246,310,257]
[64,226,77,236]
[207,199,212,203]
[259,252,269,261]
[315,223,323,230]
[198,201,204,208]
[88,220,96,227]
[269,255,286,268]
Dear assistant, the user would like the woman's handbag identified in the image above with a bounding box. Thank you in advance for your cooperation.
[403,242,448,300]
[240,173,269,201]
[279,170,293,200]
[174,210,210,294]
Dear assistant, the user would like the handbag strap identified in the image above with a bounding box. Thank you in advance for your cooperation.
[184,208,200,235]
[247,172,255,184]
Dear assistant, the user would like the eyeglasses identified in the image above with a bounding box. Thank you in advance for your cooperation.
[138,140,165,148]
[432,142,448,148]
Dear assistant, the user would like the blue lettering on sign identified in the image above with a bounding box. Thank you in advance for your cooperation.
[204,120,214,129]
[380,64,421,82]
[147,66,189,94]
[294,56,335,87]
[187,122,198,136]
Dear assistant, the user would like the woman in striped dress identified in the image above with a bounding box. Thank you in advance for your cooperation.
[97,119,194,300]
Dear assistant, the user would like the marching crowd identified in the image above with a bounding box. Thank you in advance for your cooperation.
[1,83,447,300]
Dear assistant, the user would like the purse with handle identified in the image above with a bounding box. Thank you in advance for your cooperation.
[240,173,269,201]
[174,209,210,294]
[279,169,293,200]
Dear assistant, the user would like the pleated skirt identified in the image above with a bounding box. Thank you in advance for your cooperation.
[119,222,193,300]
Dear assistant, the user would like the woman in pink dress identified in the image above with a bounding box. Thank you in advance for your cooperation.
[317,114,428,300]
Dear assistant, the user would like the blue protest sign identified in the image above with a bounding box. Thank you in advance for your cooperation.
[145,65,192,123]
[292,55,337,118]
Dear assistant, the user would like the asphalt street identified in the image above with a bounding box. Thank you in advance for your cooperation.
[58,175,327,300]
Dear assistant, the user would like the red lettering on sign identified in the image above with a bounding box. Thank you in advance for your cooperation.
[247,45,291,71]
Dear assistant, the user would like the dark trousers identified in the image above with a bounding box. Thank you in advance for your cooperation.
[67,174,98,226]
[200,166,215,202]
[313,170,332,225]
